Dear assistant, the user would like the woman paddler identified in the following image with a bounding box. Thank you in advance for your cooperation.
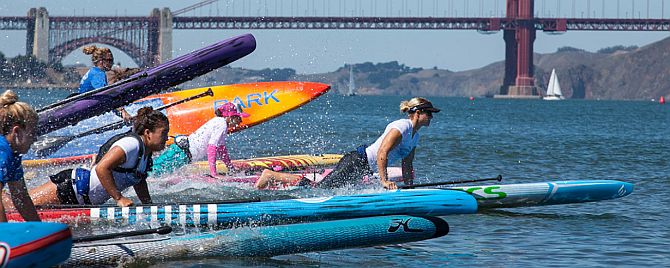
[255,97,440,190]
[27,107,169,207]
[77,45,133,121]
[150,102,249,178]
[0,90,41,222]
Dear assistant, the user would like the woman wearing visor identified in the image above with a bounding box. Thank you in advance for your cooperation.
[256,97,440,190]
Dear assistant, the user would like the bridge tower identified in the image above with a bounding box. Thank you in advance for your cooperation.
[157,8,173,64]
[23,7,172,67]
[501,0,539,98]
[149,8,173,65]
[27,7,49,63]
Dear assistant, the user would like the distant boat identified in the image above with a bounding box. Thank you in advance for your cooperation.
[660,96,666,104]
[543,69,564,100]
[346,65,356,96]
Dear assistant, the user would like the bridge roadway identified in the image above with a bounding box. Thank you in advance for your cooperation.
[2,16,670,32]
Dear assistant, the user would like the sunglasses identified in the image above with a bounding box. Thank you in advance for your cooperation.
[421,110,433,117]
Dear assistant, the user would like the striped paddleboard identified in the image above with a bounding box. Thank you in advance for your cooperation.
[0,222,72,267]
[7,189,477,226]
[64,215,448,266]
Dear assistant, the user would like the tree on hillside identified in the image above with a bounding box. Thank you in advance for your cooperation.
[597,45,638,54]
[557,46,585,53]
[4,55,48,83]
[248,68,296,81]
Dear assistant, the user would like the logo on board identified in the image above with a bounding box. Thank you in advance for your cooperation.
[388,218,424,233]
[213,89,280,110]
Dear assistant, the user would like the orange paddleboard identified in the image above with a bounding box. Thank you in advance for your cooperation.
[143,81,330,137]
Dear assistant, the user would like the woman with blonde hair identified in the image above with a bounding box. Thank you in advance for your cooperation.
[79,45,114,94]
[0,90,40,222]
[77,45,134,121]
[256,97,440,190]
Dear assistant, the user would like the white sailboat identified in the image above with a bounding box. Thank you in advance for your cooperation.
[346,65,356,96]
[543,69,564,100]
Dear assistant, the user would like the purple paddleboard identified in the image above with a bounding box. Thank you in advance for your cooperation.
[37,33,256,136]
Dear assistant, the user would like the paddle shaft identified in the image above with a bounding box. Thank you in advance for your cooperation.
[73,226,172,243]
[37,72,148,113]
[399,175,503,189]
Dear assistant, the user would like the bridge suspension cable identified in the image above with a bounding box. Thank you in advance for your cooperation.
[172,0,219,16]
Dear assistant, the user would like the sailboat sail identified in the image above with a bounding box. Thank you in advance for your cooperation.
[544,69,564,100]
[347,65,356,96]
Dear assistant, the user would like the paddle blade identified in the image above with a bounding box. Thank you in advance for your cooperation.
[31,136,74,157]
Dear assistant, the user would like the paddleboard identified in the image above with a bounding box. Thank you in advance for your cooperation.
[140,81,330,137]
[234,166,634,208]
[194,168,634,210]
[0,222,72,267]
[448,180,634,209]
[65,215,448,266]
[188,153,342,174]
[153,176,635,210]
[37,33,256,136]
[6,189,477,226]
[22,154,342,177]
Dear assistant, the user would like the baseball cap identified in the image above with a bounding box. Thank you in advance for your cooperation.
[217,102,250,118]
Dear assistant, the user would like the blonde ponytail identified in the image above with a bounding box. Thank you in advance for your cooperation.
[0,90,38,135]
[82,45,113,64]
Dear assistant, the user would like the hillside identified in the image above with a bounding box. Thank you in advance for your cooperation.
[3,37,670,100]
[183,36,670,100]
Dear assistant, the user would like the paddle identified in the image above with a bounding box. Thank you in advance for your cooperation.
[72,226,172,243]
[399,175,503,189]
[37,72,148,113]
[31,88,214,157]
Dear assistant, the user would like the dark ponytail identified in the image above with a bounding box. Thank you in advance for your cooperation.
[133,107,169,135]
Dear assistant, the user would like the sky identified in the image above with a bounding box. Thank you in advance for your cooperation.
[1,0,670,74]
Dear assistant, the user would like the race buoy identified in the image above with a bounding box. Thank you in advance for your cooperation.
[660,96,666,104]
[469,96,475,101]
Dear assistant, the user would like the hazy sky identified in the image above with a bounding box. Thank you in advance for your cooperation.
[1,0,669,73]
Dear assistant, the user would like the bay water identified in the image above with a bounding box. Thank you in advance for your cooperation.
[12,88,670,267]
